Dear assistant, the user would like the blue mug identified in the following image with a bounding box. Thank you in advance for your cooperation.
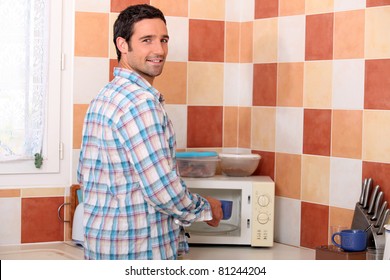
[220,200,233,220]
[331,229,367,252]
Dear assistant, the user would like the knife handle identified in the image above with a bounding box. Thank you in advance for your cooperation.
[371,191,383,220]
[359,178,367,205]
[363,178,373,208]
[375,201,388,227]
[377,209,390,235]
[368,185,380,214]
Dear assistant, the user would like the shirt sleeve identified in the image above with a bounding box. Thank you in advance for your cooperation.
[115,97,212,223]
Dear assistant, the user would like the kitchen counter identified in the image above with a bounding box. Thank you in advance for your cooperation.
[0,241,314,260]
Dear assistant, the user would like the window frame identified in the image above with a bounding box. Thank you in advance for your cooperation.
[0,0,73,187]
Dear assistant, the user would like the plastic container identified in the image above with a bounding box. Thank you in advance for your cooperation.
[176,151,219,178]
[219,153,260,177]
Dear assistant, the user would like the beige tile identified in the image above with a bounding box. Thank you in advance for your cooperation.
[305,0,334,14]
[280,0,305,16]
[189,0,225,20]
[301,155,330,204]
[151,0,188,17]
[251,107,276,151]
[253,18,278,63]
[21,188,65,197]
[363,110,390,163]
[73,104,89,149]
[304,61,332,108]
[109,13,119,60]
[365,6,390,59]
[187,62,224,105]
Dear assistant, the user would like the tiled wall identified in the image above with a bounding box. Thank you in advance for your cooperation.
[71,0,390,250]
[2,0,390,249]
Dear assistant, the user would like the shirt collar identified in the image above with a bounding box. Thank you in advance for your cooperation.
[113,67,164,104]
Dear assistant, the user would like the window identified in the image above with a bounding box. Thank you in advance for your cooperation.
[0,0,70,179]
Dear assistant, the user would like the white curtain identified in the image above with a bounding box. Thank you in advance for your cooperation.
[0,0,49,161]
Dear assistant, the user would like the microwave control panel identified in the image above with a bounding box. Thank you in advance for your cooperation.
[251,181,275,247]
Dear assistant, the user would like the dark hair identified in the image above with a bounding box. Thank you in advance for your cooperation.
[113,4,166,61]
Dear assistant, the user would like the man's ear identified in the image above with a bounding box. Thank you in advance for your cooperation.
[116,37,129,54]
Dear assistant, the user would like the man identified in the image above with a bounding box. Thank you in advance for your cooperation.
[77,4,222,260]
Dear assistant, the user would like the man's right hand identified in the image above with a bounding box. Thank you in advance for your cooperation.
[204,196,223,227]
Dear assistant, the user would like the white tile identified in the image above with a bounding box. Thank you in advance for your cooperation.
[278,15,306,62]
[164,105,187,149]
[165,17,188,62]
[224,63,240,106]
[0,198,21,244]
[73,57,109,104]
[240,0,255,22]
[238,63,253,107]
[225,0,241,22]
[275,107,303,154]
[330,157,362,209]
[332,59,365,110]
[334,0,366,12]
[75,0,110,12]
[274,196,301,247]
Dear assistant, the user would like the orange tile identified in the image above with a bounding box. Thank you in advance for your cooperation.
[367,0,390,7]
[275,153,301,199]
[304,61,332,108]
[253,63,277,106]
[305,13,333,60]
[277,62,304,107]
[303,109,331,156]
[301,202,329,249]
[223,106,238,147]
[365,59,390,109]
[22,188,65,197]
[189,20,224,62]
[332,110,362,159]
[253,18,278,63]
[109,13,119,60]
[254,0,278,19]
[151,0,188,17]
[187,63,224,105]
[21,197,65,243]
[75,12,109,57]
[109,59,119,81]
[334,10,364,59]
[73,104,89,149]
[189,0,225,20]
[279,0,305,16]
[154,62,187,104]
[187,106,223,148]
[362,162,390,204]
[252,150,275,180]
[111,0,150,12]
[0,189,20,198]
[329,207,354,231]
[240,22,253,63]
[225,22,240,63]
[238,107,251,148]
[301,155,330,204]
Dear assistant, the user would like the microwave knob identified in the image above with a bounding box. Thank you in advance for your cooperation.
[257,195,270,207]
[257,212,269,224]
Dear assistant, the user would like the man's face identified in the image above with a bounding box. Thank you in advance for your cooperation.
[122,18,169,84]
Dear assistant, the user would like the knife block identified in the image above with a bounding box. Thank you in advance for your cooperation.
[351,203,385,249]
[315,245,367,260]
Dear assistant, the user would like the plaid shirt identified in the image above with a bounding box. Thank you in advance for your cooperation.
[77,67,212,260]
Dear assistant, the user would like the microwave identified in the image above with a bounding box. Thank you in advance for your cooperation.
[184,175,275,247]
